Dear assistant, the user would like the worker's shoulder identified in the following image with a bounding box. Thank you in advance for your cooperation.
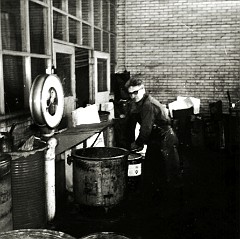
[147,94,162,106]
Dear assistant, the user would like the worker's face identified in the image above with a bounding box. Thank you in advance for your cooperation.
[128,85,145,102]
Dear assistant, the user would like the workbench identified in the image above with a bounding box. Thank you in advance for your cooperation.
[55,120,113,155]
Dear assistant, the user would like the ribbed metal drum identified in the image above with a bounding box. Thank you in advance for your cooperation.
[71,147,128,208]
[0,154,13,232]
[9,141,47,229]
[79,232,131,239]
[0,229,76,239]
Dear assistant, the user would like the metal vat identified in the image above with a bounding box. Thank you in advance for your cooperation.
[70,147,128,208]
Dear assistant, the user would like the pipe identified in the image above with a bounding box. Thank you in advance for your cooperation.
[45,137,58,222]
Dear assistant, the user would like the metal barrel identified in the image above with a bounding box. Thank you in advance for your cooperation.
[71,147,128,208]
[0,154,13,232]
[9,140,47,229]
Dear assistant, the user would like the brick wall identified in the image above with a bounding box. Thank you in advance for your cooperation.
[116,0,240,114]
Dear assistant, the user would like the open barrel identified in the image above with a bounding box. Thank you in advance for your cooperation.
[70,147,128,208]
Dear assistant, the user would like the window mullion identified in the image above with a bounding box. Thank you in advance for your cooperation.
[22,0,31,109]
[100,0,103,51]
[0,54,4,113]
[0,3,4,113]
[21,0,30,52]
[23,56,31,108]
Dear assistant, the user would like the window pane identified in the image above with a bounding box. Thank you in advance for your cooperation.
[3,56,24,113]
[53,11,66,41]
[31,58,47,82]
[53,0,62,10]
[110,3,116,33]
[82,0,90,22]
[69,18,78,44]
[29,2,46,54]
[97,59,107,92]
[75,48,89,108]
[102,0,108,31]
[103,31,109,53]
[94,28,101,51]
[94,0,101,27]
[1,0,22,51]
[82,23,91,47]
[56,53,72,97]
[110,34,116,63]
[68,0,77,16]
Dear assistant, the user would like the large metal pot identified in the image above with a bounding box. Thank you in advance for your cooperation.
[68,147,128,208]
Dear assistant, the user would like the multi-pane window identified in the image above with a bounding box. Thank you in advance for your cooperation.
[0,0,50,114]
[52,0,116,54]
[0,0,117,115]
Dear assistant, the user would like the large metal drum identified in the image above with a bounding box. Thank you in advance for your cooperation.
[71,147,128,208]
[0,154,12,232]
[9,140,47,229]
[0,229,76,239]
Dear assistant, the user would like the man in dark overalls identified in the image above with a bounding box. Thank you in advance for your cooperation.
[125,77,181,207]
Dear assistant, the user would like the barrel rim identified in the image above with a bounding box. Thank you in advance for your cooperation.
[0,229,75,239]
[72,146,129,161]
[80,231,130,239]
[7,140,48,160]
[128,152,142,160]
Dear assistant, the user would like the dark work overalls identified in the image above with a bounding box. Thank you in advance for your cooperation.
[126,94,180,204]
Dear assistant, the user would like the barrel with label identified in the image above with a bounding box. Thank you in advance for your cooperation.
[127,153,142,192]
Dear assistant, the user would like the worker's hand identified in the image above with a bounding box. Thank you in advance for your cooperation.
[130,142,143,152]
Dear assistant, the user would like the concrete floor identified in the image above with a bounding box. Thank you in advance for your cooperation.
[51,145,239,239]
